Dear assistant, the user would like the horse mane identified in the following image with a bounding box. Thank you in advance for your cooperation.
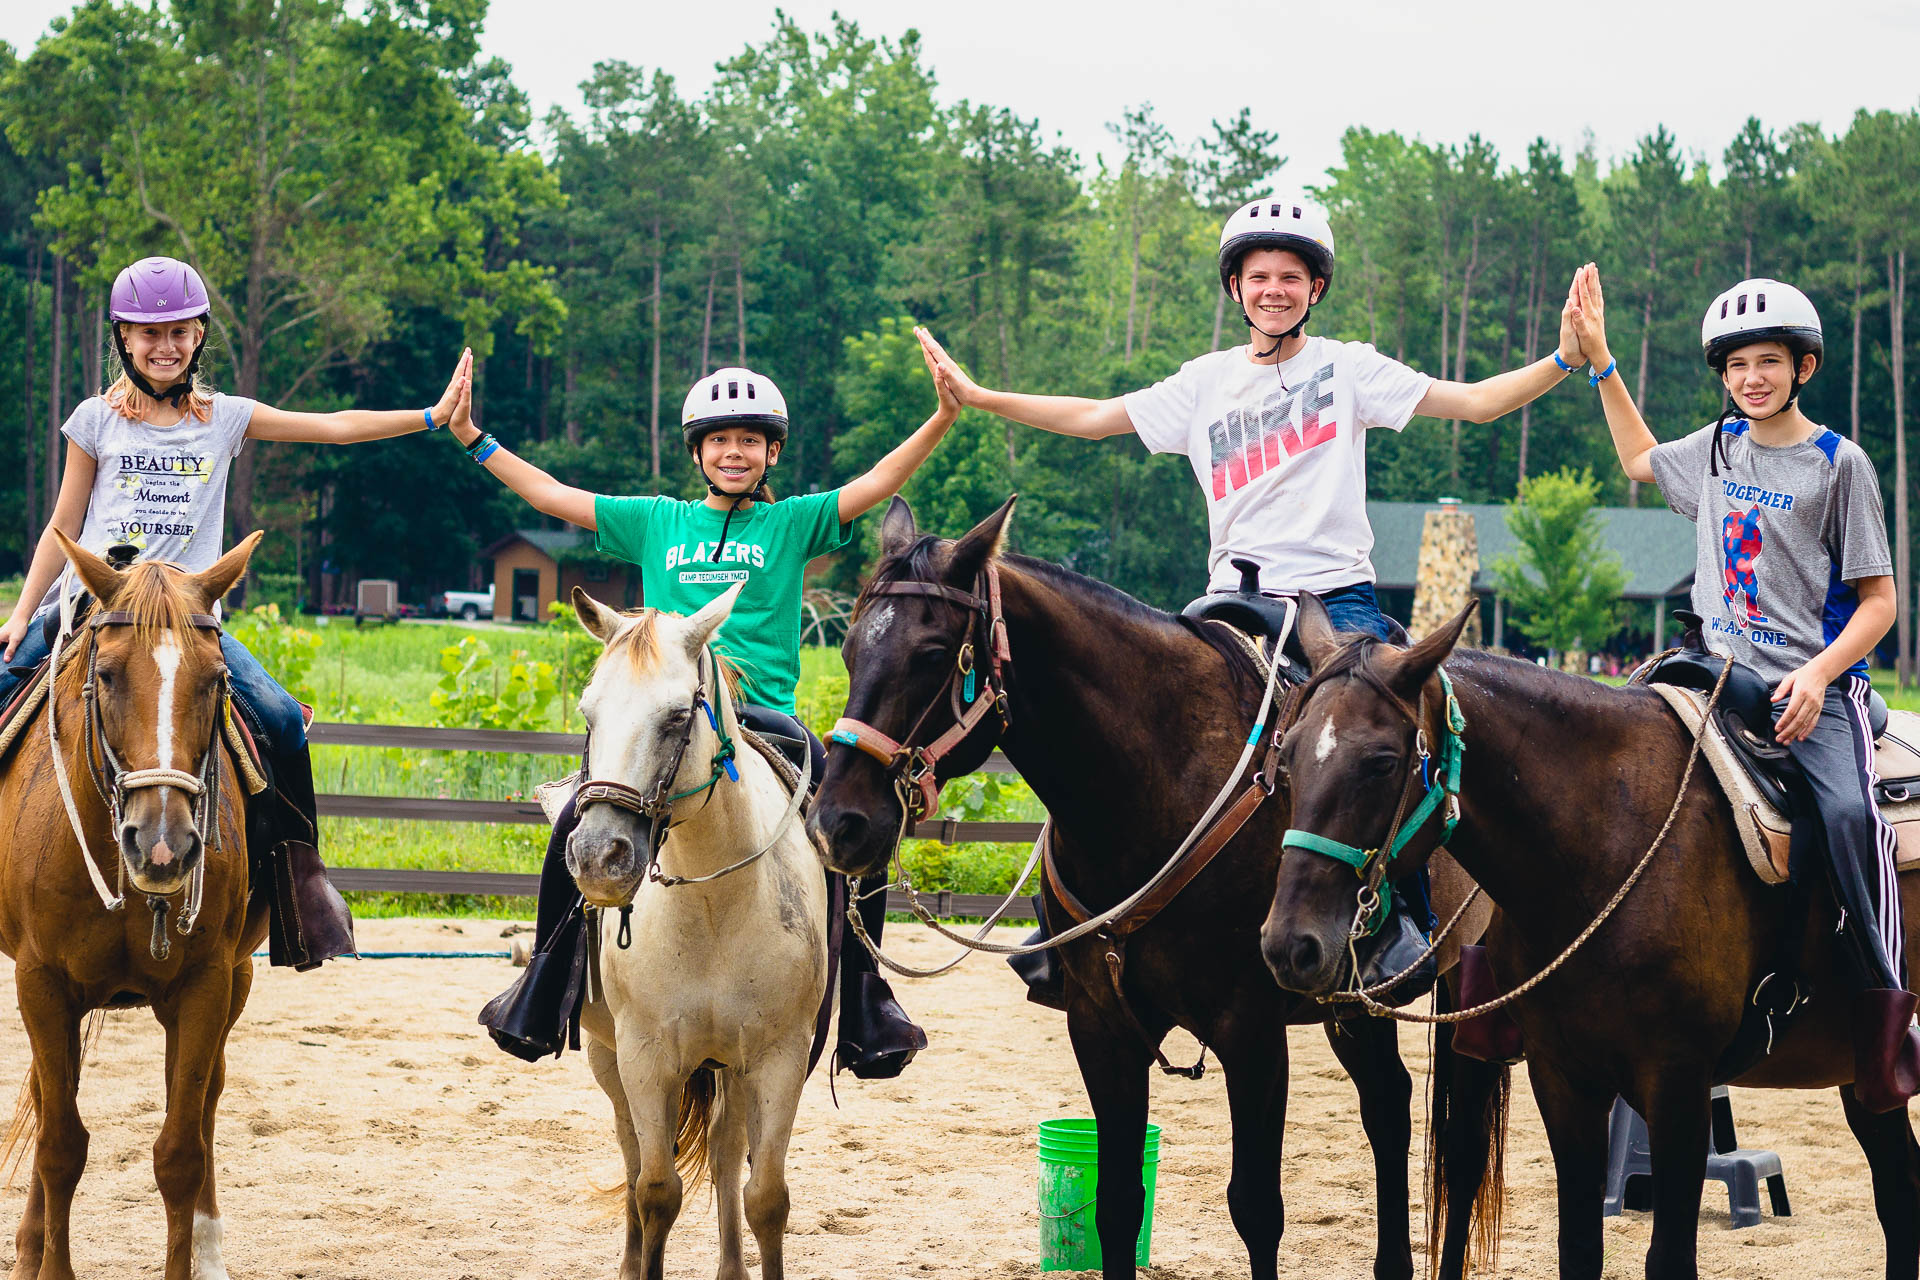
[596,607,744,703]
[1298,632,1424,725]
[106,562,202,649]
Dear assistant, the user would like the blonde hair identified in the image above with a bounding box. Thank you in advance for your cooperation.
[104,319,215,423]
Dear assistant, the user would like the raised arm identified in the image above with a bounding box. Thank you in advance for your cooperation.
[837,343,961,523]
[246,349,473,444]
[1412,270,1584,424]
[446,377,598,530]
[915,327,1135,440]
[1565,264,1657,485]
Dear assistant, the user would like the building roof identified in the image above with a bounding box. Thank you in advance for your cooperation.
[1366,501,1697,600]
[482,528,591,560]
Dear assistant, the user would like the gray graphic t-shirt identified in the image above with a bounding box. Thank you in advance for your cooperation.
[1648,419,1892,684]
[46,394,255,606]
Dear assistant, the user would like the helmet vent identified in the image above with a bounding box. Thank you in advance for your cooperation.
[1720,300,1729,319]
[1291,206,1302,219]
[1756,292,1767,312]
[1736,295,1747,316]
[746,383,756,399]
[1269,203,1282,217]
[728,380,739,397]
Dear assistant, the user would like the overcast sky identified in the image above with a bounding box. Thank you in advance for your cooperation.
[7,0,1920,186]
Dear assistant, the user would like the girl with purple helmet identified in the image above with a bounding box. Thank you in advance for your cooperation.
[0,254,470,968]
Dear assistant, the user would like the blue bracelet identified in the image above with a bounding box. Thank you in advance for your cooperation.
[472,437,500,464]
[1589,359,1617,387]
[424,407,440,432]
[1551,350,1579,373]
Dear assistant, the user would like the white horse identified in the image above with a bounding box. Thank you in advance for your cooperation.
[566,583,827,1280]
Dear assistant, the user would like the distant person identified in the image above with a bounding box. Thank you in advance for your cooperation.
[0,255,468,969]
[1574,262,1916,1111]
[917,194,1592,1001]
[460,358,957,1076]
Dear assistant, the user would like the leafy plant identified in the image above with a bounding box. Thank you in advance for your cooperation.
[429,636,558,733]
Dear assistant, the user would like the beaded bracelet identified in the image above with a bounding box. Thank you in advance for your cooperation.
[423,407,441,432]
[1589,359,1617,388]
[1551,350,1580,373]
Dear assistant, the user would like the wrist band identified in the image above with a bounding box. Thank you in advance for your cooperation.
[424,407,441,432]
[1551,350,1579,373]
[1589,359,1617,387]
[468,433,499,463]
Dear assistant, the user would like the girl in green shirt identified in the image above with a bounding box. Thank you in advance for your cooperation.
[464,358,957,1077]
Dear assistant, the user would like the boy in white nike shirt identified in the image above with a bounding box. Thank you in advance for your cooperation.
[916,193,1589,998]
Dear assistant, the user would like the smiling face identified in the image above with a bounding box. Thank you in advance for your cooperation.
[1719,340,1816,419]
[1231,247,1325,339]
[119,319,203,390]
[695,426,780,498]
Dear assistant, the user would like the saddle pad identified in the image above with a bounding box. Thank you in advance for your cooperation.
[1200,618,1272,679]
[531,726,807,828]
[1649,685,1920,883]
[0,663,51,766]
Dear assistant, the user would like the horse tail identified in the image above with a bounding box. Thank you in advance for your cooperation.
[672,1067,717,1191]
[0,1009,106,1187]
[1425,1012,1509,1279]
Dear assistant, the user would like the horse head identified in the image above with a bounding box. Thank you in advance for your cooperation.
[1261,593,1476,997]
[810,495,1014,881]
[54,529,261,898]
[566,583,742,908]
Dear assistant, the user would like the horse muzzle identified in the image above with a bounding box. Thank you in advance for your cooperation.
[805,800,895,880]
[118,818,203,896]
[1259,914,1352,998]
[566,810,657,908]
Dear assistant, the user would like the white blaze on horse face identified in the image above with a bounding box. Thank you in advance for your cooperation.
[861,602,897,647]
[1313,718,1339,764]
[153,629,183,772]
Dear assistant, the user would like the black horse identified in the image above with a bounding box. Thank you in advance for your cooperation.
[809,497,1424,1280]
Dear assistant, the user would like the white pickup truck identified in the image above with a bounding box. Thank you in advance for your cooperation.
[437,586,495,620]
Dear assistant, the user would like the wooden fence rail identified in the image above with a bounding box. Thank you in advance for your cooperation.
[311,722,1040,918]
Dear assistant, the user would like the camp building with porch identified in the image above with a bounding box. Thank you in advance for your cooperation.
[1365,500,1699,655]
[482,529,639,623]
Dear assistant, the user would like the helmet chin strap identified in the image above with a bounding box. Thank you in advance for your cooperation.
[696,450,772,565]
[113,328,202,407]
[1236,279,1318,364]
[1708,372,1804,476]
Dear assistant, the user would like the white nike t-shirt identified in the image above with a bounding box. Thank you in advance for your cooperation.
[1123,337,1432,593]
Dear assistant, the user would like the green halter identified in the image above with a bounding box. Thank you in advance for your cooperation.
[1280,668,1466,932]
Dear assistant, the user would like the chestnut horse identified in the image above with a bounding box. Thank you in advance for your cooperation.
[0,532,264,1280]
[1264,596,1920,1280]
[810,498,1425,1280]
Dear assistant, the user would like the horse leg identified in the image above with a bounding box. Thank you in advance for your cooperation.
[1209,1025,1288,1280]
[190,962,251,1280]
[1526,1061,1610,1280]
[586,1035,646,1280]
[1638,1079,1711,1280]
[14,966,85,1280]
[617,1047,684,1280]
[10,1077,46,1280]
[1066,1008,1153,1280]
[154,968,236,1280]
[1840,1082,1920,1280]
[709,1072,750,1280]
[1325,1017,1414,1280]
[1429,1013,1510,1280]
[740,1047,808,1280]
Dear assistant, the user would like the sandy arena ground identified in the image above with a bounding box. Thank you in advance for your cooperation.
[0,917,1895,1278]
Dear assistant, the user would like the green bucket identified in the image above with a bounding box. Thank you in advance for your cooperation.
[1037,1118,1161,1271]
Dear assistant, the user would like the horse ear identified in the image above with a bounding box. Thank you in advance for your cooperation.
[946,494,1017,585]
[53,530,123,606]
[879,496,917,559]
[187,530,264,609]
[1294,592,1342,669]
[1383,599,1476,700]
[684,581,744,653]
[572,587,626,645]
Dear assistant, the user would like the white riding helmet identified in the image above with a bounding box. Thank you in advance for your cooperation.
[1701,278,1823,372]
[681,366,790,451]
[1217,195,1336,299]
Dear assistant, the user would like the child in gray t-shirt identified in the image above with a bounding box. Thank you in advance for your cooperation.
[1572,263,1915,1113]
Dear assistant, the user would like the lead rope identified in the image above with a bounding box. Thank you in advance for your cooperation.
[45,574,125,913]
[847,602,1296,978]
[1328,653,1731,1023]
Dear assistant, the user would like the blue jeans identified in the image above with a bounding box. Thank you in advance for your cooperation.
[1316,581,1396,642]
[2,604,306,751]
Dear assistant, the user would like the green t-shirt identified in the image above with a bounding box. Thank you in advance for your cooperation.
[592,489,851,713]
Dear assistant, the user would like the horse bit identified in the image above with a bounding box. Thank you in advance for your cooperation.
[48,603,231,961]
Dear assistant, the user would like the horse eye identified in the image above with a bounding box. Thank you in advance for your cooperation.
[910,645,947,669]
[1361,751,1401,777]
[665,708,692,728]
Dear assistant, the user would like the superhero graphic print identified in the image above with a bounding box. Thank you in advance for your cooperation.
[1721,505,1770,626]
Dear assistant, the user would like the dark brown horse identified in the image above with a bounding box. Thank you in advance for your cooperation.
[1263,596,1920,1280]
[809,498,1422,1280]
[0,532,265,1280]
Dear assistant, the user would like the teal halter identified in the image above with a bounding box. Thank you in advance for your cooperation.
[1280,668,1466,933]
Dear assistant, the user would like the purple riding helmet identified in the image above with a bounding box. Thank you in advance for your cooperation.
[109,256,211,405]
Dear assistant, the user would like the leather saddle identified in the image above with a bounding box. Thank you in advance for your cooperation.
[1642,610,1889,822]
[1179,558,1312,682]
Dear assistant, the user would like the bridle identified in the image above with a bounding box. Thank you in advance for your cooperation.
[1281,666,1466,947]
[47,597,230,961]
[826,560,1012,824]
[569,644,809,942]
